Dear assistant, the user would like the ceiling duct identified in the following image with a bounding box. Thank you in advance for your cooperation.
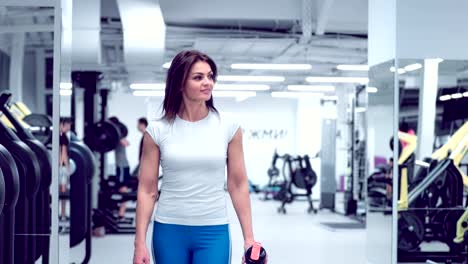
[71,0,101,67]
[116,0,166,83]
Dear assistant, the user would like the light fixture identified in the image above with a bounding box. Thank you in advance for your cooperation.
[463,92,468,97]
[231,63,312,70]
[130,83,165,90]
[336,65,369,71]
[60,89,72,96]
[162,62,171,69]
[356,107,367,113]
[305,76,369,84]
[215,84,270,91]
[439,95,451,101]
[60,82,72,89]
[212,91,257,98]
[217,75,285,82]
[366,87,378,93]
[434,58,444,63]
[451,93,463,99]
[271,92,323,98]
[390,67,406,74]
[133,90,165,97]
[322,95,338,101]
[287,85,335,92]
[403,63,423,72]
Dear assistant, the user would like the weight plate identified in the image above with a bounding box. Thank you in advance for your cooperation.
[23,113,53,145]
[398,211,424,251]
[108,119,128,138]
[84,121,120,153]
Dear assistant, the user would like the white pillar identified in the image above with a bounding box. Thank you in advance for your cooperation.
[416,59,440,159]
[9,33,25,102]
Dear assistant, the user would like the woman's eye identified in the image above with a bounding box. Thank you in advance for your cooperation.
[194,76,202,80]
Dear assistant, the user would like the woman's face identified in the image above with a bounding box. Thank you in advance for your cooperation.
[182,61,215,102]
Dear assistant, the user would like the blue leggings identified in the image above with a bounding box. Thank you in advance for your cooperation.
[152,221,231,264]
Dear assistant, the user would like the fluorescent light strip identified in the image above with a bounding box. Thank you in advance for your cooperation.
[212,91,256,97]
[451,93,463,99]
[271,92,324,99]
[403,63,423,72]
[463,92,468,97]
[132,90,257,98]
[356,107,367,113]
[287,85,335,92]
[231,63,312,70]
[217,75,284,82]
[336,65,369,71]
[366,87,378,93]
[306,76,369,84]
[133,90,165,97]
[215,84,270,91]
[130,83,165,90]
[60,89,72,96]
[60,82,72,89]
[162,62,171,69]
[439,95,452,101]
[390,67,406,74]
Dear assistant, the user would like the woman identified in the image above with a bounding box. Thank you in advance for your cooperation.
[133,50,262,264]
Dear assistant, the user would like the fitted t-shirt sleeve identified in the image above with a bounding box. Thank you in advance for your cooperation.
[227,117,241,143]
[146,121,161,146]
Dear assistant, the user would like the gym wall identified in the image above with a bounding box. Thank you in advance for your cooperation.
[22,51,38,113]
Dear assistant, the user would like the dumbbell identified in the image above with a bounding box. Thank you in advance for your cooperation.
[244,242,267,264]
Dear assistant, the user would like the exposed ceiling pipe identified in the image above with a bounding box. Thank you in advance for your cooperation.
[116,0,166,83]
[71,0,101,67]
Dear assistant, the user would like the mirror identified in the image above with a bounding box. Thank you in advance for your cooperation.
[395,58,468,263]
[0,3,59,264]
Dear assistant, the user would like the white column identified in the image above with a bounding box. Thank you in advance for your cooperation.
[9,33,25,102]
[416,59,440,159]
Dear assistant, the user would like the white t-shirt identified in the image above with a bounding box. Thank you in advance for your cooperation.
[146,110,239,226]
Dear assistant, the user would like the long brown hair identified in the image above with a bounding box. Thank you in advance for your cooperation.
[162,50,219,122]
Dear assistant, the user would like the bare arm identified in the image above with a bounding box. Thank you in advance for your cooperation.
[227,128,255,248]
[134,132,160,246]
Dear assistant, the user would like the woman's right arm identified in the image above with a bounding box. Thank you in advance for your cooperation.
[134,132,160,247]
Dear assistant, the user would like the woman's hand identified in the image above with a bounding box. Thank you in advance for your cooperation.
[242,241,268,264]
[133,242,150,264]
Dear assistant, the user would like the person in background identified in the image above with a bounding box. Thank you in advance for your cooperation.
[137,117,148,168]
[59,117,72,221]
[109,116,131,220]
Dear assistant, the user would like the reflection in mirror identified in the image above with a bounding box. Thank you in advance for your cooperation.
[0,4,56,264]
[396,59,468,263]
[366,60,395,264]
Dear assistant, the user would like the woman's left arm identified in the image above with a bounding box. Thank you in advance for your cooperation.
[227,128,255,249]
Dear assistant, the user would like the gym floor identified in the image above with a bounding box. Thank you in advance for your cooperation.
[61,194,367,264]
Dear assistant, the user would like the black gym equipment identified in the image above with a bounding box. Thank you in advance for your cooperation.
[0,167,4,217]
[0,92,52,263]
[0,144,20,264]
[395,122,468,263]
[269,151,318,214]
[0,117,41,264]
[69,139,96,264]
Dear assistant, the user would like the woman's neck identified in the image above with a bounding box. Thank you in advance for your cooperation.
[178,101,209,122]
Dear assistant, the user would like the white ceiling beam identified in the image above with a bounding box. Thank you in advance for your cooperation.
[0,24,53,33]
[0,0,55,7]
[315,0,335,35]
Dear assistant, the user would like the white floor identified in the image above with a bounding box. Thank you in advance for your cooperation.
[61,194,367,264]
